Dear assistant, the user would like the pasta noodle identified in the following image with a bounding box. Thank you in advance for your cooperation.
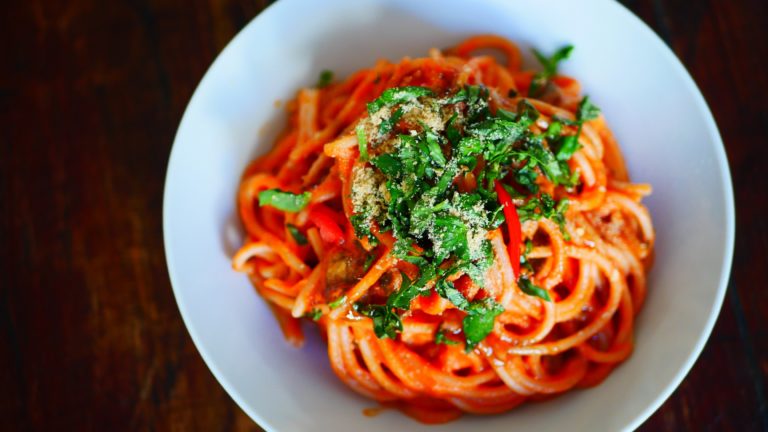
[233,35,654,423]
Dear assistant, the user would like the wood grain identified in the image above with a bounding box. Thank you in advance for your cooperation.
[0,0,765,430]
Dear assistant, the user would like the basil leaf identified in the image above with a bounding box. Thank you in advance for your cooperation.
[444,85,489,121]
[577,96,600,122]
[258,189,311,212]
[514,165,539,193]
[455,261,487,288]
[354,273,419,340]
[523,239,533,257]
[516,99,540,124]
[532,45,574,76]
[304,308,322,321]
[518,277,552,301]
[363,254,375,272]
[328,295,347,309]
[379,107,404,135]
[350,213,370,239]
[316,69,333,88]
[435,279,470,311]
[555,135,580,160]
[435,329,459,345]
[545,121,563,139]
[425,129,447,166]
[432,215,469,261]
[515,194,570,239]
[553,198,570,240]
[445,113,462,145]
[354,303,401,339]
[412,262,438,290]
[286,223,308,245]
[367,86,433,113]
[513,139,565,183]
[462,298,504,350]
[388,274,418,309]
[371,154,401,176]
[467,118,526,142]
[529,45,574,97]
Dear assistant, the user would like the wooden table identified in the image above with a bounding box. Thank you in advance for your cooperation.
[2,0,766,430]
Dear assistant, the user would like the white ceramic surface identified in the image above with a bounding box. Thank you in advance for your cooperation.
[163,0,735,430]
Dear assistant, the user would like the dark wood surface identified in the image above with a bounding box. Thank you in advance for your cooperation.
[1,0,766,430]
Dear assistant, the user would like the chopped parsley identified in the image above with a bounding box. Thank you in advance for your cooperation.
[362,254,375,272]
[328,295,347,309]
[529,45,573,97]
[518,276,552,302]
[367,86,434,113]
[463,298,505,350]
[344,47,593,348]
[517,194,570,238]
[520,239,534,273]
[286,223,308,245]
[577,95,601,122]
[316,69,334,88]
[436,279,471,310]
[550,96,601,161]
[387,274,419,309]
[258,189,311,212]
[304,308,323,321]
[354,272,419,339]
[435,329,459,345]
[354,302,401,339]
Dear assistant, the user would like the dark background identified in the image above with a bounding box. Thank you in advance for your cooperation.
[1,0,766,430]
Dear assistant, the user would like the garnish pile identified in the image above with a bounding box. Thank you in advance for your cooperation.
[336,71,599,348]
[258,49,600,349]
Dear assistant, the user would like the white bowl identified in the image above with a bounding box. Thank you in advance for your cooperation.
[163,0,735,430]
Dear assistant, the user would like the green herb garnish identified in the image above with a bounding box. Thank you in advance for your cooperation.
[354,272,420,339]
[366,86,433,113]
[304,308,323,321]
[286,223,308,245]
[362,254,375,272]
[435,329,459,345]
[577,95,601,122]
[520,239,535,273]
[347,57,586,347]
[317,69,333,88]
[463,298,505,350]
[387,274,418,309]
[435,279,471,310]
[328,295,347,309]
[550,96,601,168]
[379,108,404,135]
[354,303,401,339]
[518,276,552,301]
[529,45,573,96]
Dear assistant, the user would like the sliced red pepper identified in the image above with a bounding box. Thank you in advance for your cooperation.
[308,204,345,245]
[494,180,522,277]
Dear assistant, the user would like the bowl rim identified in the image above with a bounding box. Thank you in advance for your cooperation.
[607,2,735,430]
[162,0,735,430]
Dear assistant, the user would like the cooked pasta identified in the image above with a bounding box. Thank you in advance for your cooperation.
[233,35,654,423]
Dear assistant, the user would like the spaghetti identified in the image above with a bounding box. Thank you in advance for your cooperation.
[233,35,654,423]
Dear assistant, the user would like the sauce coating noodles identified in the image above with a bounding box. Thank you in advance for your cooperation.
[233,35,654,423]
